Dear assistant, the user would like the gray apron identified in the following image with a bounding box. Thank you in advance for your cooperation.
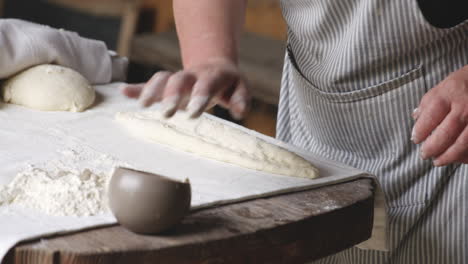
[277,0,468,263]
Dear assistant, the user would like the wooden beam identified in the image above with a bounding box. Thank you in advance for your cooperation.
[117,0,142,56]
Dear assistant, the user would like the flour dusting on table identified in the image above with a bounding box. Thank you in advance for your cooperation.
[0,146,125,216]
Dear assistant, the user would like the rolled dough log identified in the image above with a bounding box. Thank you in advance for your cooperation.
[115,111,319,179]
[1,64,95,112]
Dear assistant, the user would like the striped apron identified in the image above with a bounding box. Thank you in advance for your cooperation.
[277,0,468,263]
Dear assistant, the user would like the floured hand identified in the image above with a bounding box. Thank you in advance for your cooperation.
[121,58,250,120]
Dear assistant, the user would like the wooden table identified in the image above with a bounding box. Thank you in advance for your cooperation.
[5,179,375,264]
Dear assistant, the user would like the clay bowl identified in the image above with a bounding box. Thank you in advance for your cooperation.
[108,167,191,234]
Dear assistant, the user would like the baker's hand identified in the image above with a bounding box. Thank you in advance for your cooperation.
[412,65,468,166]
[121,58,249,119]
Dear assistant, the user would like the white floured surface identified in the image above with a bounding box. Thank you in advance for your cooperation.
[0,83,386,261]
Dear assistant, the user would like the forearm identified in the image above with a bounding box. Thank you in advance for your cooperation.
[173,0,247,68]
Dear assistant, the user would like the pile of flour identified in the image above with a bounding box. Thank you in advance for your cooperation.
[0,146,125,217]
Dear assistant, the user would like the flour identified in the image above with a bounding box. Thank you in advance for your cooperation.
[0,146,125,217]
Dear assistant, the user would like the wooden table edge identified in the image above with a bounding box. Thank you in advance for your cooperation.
[6,178,375,264]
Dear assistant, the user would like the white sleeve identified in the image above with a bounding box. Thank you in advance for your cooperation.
[0,19,128,84]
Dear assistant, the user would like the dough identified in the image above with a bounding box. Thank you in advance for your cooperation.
[115,111,319,179]
[1,64,95,112]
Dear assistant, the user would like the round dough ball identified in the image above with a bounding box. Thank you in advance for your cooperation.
[1,64,95,112]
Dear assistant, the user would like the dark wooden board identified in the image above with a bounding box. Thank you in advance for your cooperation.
[6,179,374,264]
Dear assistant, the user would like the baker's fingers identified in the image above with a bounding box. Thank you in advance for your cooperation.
[420,110,465,159]
[139,71,172,107]
[412,108,421,120]
[412,99,450,144]
[228,80,250,120]
[213,82,236,110]
[121,83,145,98]
[186,73,236,118]
[433,126,468,166]
[161,72,196,117]
[185,78,217,118]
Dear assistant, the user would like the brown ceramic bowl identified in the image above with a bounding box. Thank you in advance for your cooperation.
[108,167,191,234]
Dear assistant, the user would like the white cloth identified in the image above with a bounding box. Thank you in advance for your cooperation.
[0,84,385,261]
[0,19,127,84]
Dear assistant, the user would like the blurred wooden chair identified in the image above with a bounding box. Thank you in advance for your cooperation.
[46,0,142,57]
